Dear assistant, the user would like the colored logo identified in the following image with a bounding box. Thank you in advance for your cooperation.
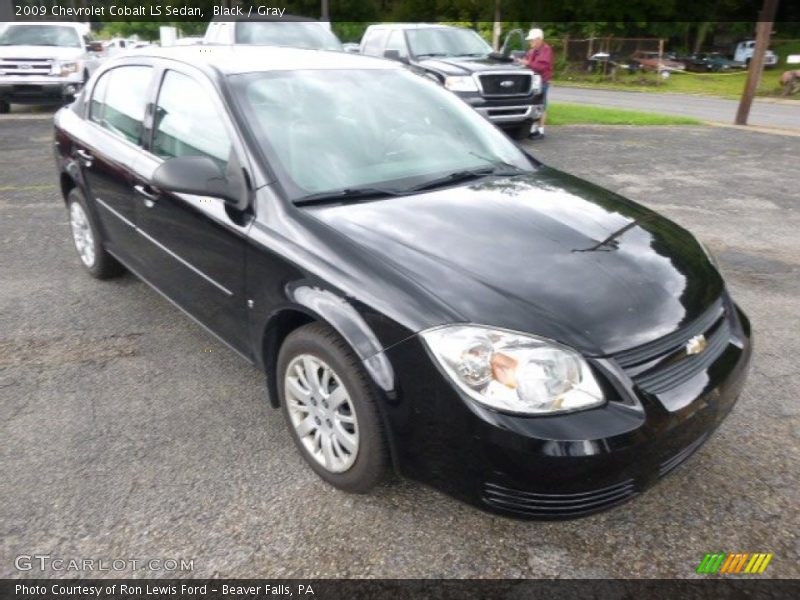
[696,552,773,574]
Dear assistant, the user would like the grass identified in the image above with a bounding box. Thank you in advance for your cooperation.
[555,69,792,100]
[548,102,702,126]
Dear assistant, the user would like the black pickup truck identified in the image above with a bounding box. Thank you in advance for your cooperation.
[359,24,543,139]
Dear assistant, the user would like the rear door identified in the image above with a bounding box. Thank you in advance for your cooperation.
[77,63,155,267]
[131,66,253,356]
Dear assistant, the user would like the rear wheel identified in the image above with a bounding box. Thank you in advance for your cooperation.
[278,322,389,493]
[67,188,124,279]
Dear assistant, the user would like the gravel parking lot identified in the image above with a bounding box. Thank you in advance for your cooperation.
[1,113,798,579]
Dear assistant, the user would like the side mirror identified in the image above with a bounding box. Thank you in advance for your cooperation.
[152,155,249,211]
[383,49,409,64]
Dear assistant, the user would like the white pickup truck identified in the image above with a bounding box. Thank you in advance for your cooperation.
[733,40,778,67]
[0,21,100,113]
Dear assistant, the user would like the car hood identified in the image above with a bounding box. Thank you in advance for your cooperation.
[304,167,724,356]
[417,56,527,76]
[0,45,84,60]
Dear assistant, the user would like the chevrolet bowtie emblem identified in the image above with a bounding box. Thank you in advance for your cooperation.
[686,334,707,356]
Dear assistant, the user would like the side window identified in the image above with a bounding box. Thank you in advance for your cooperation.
[97,66,152,144]
[89,69,109,124]
[362,29,389,56]
[152,70,231,166]
[385,30,408,59]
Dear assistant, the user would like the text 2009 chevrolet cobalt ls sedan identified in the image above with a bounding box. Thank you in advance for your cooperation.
[54,47,751,518]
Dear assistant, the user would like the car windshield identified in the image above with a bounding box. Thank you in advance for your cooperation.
[231,68,533,201]
[0,24,81,47]
[406,28,492,58]
[235,22,342,51]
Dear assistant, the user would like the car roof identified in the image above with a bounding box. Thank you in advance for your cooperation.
[121,45,400,75]
[366,23,461,31]
[210,14,324,23]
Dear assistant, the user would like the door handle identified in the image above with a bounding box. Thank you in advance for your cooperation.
[75,149,93,166]
[134,184,159,207]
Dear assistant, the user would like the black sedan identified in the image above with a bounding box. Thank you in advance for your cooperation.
[53,46,751,519]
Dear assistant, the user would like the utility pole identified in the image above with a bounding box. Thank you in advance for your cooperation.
[321,0,330,21]
[492,0,502,51]
[735,0,779,125]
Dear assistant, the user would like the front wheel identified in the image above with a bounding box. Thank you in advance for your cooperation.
[278,322,389,493]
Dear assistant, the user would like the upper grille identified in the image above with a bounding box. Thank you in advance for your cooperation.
[483,479,637,518]
[478,72,533,96]
[613,298,732,395]
[614,299,724,368]
[0,58,53,76]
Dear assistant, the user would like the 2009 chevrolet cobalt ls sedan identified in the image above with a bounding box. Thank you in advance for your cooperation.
[54,46,751,518]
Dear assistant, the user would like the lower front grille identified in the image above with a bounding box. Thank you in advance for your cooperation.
[483,479,637,517]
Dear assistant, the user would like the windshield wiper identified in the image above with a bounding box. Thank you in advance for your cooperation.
[415,52,448,58]
[403,167,497,193]
[467,151,529,176]
[294,186,402,206]
[454,53,487,58]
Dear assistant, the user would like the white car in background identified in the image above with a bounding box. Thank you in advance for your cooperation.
[0,21,101,113]
[733,40,778,67]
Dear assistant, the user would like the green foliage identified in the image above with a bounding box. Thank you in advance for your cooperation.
[548,102,702,126]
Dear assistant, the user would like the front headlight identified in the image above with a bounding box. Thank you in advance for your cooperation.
[444,75,478,92]
[421,325,605,415]
[52,61,80,77]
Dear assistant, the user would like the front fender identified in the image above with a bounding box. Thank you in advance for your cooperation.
[257,285,397,396]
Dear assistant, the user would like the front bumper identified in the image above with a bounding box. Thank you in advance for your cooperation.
[0,76,82,104]
[456,90,544,126]
[381,297,752,519]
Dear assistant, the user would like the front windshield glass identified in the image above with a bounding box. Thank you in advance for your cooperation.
[231,68,533,200]
[235,22,342,51]
[406,28,491,58]
[0,25,81,48]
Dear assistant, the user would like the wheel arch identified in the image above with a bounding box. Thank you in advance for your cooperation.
[260,286,396,410]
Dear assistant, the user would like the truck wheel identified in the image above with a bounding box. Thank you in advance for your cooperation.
[508,120,534,141]
[0,100,9,114]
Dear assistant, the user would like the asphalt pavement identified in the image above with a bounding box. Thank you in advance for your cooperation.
[550,86,800,130]
[1,113,798,578]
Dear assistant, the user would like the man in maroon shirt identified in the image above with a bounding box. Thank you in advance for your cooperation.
[519,28,553,139]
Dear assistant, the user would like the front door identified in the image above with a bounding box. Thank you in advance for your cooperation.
[132,68,253,356]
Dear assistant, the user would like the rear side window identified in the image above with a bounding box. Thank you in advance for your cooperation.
[362,29,389,56]
[152,70,231,166]
[90,66,152,145]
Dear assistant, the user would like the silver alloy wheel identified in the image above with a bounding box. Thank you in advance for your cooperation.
[285,354,359,473]
[69,201,96,268]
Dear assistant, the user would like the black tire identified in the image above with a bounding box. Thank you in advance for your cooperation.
[508,120,534,141]
[66,187,124,279]
[0,99,10,114]
[277,322,389,493]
